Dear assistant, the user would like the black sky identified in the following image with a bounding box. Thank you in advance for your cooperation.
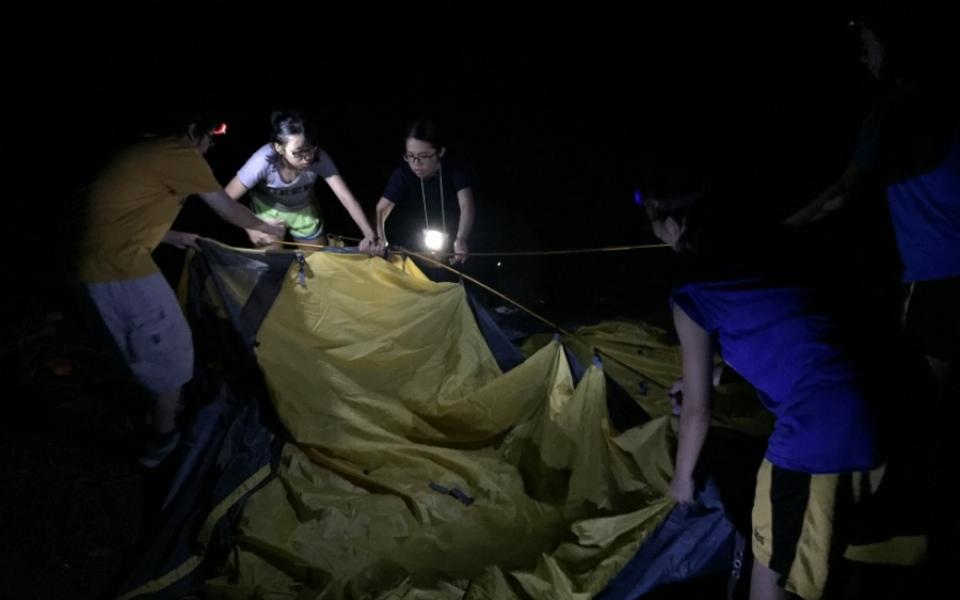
[7,5,922,298]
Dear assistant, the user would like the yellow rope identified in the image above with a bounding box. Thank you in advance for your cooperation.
[324,235,669,257]
[273,240,329,250]
[463,244,669,257]
[400,248,577,338]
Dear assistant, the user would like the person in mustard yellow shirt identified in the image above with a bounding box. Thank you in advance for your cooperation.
[76,112,285,467]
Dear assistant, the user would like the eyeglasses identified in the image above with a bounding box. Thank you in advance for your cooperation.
[403,152,437,165]
[291,147,317,161]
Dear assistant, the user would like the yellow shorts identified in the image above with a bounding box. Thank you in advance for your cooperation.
[752,459,926,599]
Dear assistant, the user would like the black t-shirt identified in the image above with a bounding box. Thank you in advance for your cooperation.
[382,155,472,248]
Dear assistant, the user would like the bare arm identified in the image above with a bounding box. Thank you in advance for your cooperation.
[455,188,475,242]
[199,189,284,237]
[375,197,395,245]
[224,176,249,201]
[669,303,714,504]
[668,362,727,415]
[450,188,475,264]
[325,175,376,240]
[783,163,864,226]
[221,177,277,246]
[161,230,200,250]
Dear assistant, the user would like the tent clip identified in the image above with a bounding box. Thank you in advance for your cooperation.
[429,481,475,506]
[295,252,307,288]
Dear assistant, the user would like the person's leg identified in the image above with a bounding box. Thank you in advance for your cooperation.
[752,459,843,599]
[86,274,194,465]
[121,275,194,397]
[131,276,192,466]
[752,460,791,599]
[141,387,182,467]
[152,387,182,435]
[902,277,959,403]
[749,560,790,600]
[903,278,959,550]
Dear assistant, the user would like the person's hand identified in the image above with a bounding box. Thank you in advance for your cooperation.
[250,219,286,246]
[164,231,200,250]
[358,235,382,255]
[669,475,696,504]
[247,228,276,247]
[667,378,683,416]
[264,218,286,238]
[450,237,469,264]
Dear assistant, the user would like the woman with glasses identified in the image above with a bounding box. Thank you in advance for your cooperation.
[375,119,475,264]
[225,110,378,251]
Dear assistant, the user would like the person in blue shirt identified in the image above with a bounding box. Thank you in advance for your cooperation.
[785,13,958,404]
[645,173,927,599]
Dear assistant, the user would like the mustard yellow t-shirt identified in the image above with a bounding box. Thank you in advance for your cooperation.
[78,137,220,282]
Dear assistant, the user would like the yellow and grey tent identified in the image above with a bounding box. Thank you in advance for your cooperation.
[115,240,769,600]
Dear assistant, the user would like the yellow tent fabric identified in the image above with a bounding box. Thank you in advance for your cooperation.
[200,252,709,598]
[523,321,774,437]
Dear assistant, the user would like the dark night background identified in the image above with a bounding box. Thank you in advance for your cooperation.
[1,4,953,598]
[6,5,892,304]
